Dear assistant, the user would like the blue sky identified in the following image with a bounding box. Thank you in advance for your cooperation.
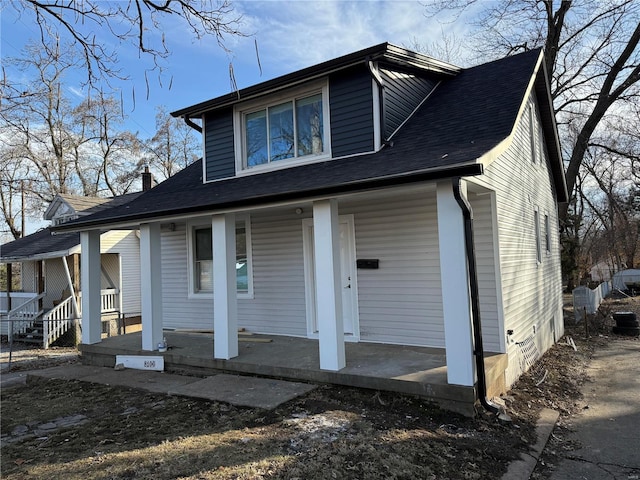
[1,1,473,138]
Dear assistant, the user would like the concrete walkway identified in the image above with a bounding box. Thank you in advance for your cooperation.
[2,364,316,410]
[549,339,640,479]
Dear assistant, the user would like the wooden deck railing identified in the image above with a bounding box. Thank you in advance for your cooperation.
[5,288,120,348]
[0,292,39,336]
[43,295,77,349]
[4,293,46,341]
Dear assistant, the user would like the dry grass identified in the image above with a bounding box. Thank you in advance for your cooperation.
[3,294,638,479]
[1,378,526,479]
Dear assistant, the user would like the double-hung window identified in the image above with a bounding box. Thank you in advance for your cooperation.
[238,83,330,170]
[534,208,542,264]
[194,227,214,292]
[544,214,551,254]
[191,219,252,296]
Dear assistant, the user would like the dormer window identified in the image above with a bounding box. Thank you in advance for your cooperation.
[235,82,330,172]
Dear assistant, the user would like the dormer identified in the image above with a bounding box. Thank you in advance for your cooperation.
[171,43,460,183]
[44,194,111,226]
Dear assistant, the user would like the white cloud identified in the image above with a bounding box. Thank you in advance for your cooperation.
[232,0,455,75]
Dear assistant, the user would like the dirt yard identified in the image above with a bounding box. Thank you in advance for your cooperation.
[2,294,638,480]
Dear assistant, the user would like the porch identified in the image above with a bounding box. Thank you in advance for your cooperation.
[79,331,508,416]
[1,288,122,348]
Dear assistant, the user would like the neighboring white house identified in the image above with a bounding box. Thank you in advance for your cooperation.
[54,44,568,404]
[1,193,142,345]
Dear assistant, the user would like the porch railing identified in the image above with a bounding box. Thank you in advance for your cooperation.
[75,288,120,315]
[41,288,120,347]
[99,288,119,313]
[4,293,46,341]
[43,295,78,349]
[0,292,39,336]
[3,288,120,349]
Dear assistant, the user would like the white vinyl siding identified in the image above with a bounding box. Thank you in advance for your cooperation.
[159,190,451,347]
[160,216,308,336]
[100,230,141,316]
[341,190,444,347]
[156,93,560,365]
[474,92,563,387]
[241,212,307,335]
[42,258,67,309]
[469,192,503,353]
[21,261,36,293]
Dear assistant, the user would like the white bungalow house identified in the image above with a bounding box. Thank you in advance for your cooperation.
[1,193,143,347]
[53,44,568,412]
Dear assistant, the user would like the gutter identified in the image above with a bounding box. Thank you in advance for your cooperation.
[184,116,202,133]
[451,176,500,415]
[52,163,484,233]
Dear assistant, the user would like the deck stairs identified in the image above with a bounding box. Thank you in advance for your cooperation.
[7,289,120,348]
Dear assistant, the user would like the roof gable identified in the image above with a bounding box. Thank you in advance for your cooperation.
[2,192,143,261]
[44,194,111,221]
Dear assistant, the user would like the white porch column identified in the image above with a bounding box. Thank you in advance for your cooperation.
[80,230,101,344]
[437,180,475,386]
[312,198,345,371]
[140,223,163,351]
[212,213,238,359]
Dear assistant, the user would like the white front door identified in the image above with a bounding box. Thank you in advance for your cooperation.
[303,215,359,340]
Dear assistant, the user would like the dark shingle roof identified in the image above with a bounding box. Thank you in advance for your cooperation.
[56,194,111,214]
[1,193,142,261]
[54,48,562,232]
[1,228,80,261]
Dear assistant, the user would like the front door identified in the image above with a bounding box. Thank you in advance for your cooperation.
[303,215,359,340]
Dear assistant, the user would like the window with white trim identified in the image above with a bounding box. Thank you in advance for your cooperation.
[534,208,542,263]
[544,214,551,253]
[190,219,252,296]
[237,83,330,171]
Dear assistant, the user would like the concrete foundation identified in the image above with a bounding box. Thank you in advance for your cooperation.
[80,331,508,417]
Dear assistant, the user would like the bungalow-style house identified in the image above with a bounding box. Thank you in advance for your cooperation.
[53,44,567,413]
[1,192,143,347]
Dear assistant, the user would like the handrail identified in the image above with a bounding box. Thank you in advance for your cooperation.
[5,293,46,342]
[7,293,45,317]
[43,295,77,349]
[42,288,120,348]
[0,292,39,314]
[4,288,120,350]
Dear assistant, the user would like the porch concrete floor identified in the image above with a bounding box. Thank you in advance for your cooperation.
[80,331,507,416]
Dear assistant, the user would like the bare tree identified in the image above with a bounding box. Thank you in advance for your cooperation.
[581,129,640,270]
[6,0,245,95]
[424,0,640,216]
[423,0,640,286]
[0,157,30,240]
[73,93,143,196]
[143,106,201,181]
[0,39,142,236]
[2,40,80,208]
